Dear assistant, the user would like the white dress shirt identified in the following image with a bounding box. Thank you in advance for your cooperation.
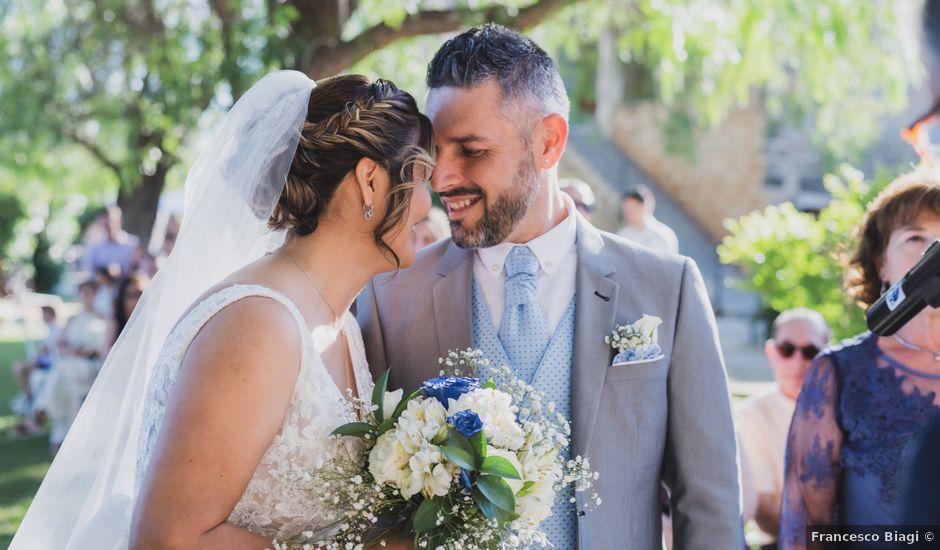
[735,384,796,544]
[473,195,578,335]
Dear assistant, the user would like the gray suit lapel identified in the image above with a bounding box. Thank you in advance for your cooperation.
[571,217,618,458]
[431,241,474,367]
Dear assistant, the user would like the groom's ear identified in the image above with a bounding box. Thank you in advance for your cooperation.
[539,113,568,169]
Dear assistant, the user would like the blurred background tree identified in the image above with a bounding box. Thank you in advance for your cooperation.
[0,193,25,296]
[0,0,919,277]
[718,164,890,341]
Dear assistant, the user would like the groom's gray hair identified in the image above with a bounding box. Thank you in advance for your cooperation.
[427,23,570,122]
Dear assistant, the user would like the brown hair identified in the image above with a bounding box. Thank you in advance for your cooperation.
[846,168,940,306]
[269,74,433,266]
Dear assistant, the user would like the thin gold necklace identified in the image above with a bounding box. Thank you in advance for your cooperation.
[893,332,940,362]
[278,251,344,334]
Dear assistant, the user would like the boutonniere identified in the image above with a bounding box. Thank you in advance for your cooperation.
[604,314,663,365]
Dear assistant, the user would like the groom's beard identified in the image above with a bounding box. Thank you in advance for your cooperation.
[448,156,540,249]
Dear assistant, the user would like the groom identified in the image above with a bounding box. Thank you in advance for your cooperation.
[357,23,743,549]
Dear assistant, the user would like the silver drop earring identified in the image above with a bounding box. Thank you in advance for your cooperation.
[363,204,375,221]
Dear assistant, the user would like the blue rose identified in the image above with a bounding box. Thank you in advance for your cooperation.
[422,376,480,407]
[448,409,484,438]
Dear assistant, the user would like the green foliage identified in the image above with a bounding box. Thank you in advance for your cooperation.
[0,193,24,259]
[718,164,892,341]
[1,0,921,266]
[31,231,62,294]
[536,0,918,161]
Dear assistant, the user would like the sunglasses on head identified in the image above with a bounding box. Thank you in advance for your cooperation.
[776,341,821,360]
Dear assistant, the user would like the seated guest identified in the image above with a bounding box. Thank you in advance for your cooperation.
[12,305,61,401]
[736,308,830,550]
[93,265,121,318]
[780,169,940,549]
[34,280,107,453]
[12,306,61,434]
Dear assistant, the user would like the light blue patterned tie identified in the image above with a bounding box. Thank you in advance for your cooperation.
[498,246,550,384]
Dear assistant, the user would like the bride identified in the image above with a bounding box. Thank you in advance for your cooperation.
[11,71,432,549]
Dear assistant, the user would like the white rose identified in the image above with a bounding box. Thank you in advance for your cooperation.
[369,430,410,489]
[382,388,404,420]
[633,314,662,340]
[447,389,525,450]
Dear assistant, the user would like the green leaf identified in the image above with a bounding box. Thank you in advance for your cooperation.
[447,428,475,457]
[469,431,487,464]
[471,487,516,523]
[482,379,497,389]
[330,422,373,438]
[481,456,522,479]
[516,480,537,498]
[476,475,515,512]
[372,369,390,423]
[441,445,476,471]
[411,496,444,533]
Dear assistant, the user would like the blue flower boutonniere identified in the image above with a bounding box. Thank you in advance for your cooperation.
[605,314,663,365]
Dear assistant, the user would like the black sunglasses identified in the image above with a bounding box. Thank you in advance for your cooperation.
[776,341,821,360]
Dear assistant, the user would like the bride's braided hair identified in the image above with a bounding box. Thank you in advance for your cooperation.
[270,74,433,267]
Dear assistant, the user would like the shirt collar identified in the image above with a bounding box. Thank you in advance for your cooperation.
[476,193,578,279]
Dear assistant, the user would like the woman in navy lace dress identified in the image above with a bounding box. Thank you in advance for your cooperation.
[780,169,940,550]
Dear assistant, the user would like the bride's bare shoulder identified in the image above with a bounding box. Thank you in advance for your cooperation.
[183,293,302,379]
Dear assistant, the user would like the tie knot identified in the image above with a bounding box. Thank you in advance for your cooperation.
[504,246,539,279]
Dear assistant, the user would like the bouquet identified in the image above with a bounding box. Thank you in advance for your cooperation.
[302,349,599,550]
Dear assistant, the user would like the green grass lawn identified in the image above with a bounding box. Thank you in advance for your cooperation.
[0,336,53,548]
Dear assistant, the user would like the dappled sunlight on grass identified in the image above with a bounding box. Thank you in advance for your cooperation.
[0,329,52,547]
[0,434,51,547]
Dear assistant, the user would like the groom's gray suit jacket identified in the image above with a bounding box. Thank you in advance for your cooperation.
[356,215,743,549]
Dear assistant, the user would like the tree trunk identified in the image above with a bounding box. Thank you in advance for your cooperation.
[117,163,169,245]
[288,0,350,75]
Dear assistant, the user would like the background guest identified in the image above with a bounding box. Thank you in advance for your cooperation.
[412,206,450,252]
[780,169,940,549]
[559,177,597,221]
[81,206,139,276]
[737,308,830,550]
[104,271,150,351]
[11,306,61,435]
[92,265,120,318]
[616,184,679,254]
[33,280,107,453]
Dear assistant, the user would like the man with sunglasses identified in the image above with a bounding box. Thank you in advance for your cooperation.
[735,308,830,550]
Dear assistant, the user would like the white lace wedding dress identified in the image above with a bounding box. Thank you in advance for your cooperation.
[135,284,373,543]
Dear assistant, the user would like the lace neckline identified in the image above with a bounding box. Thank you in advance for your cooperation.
[868,333,940,381]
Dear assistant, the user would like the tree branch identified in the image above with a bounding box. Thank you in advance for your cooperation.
[304,0,583,78]
[69,130,125,188]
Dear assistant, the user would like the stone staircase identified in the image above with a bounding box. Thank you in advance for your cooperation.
[563,122,767,383]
